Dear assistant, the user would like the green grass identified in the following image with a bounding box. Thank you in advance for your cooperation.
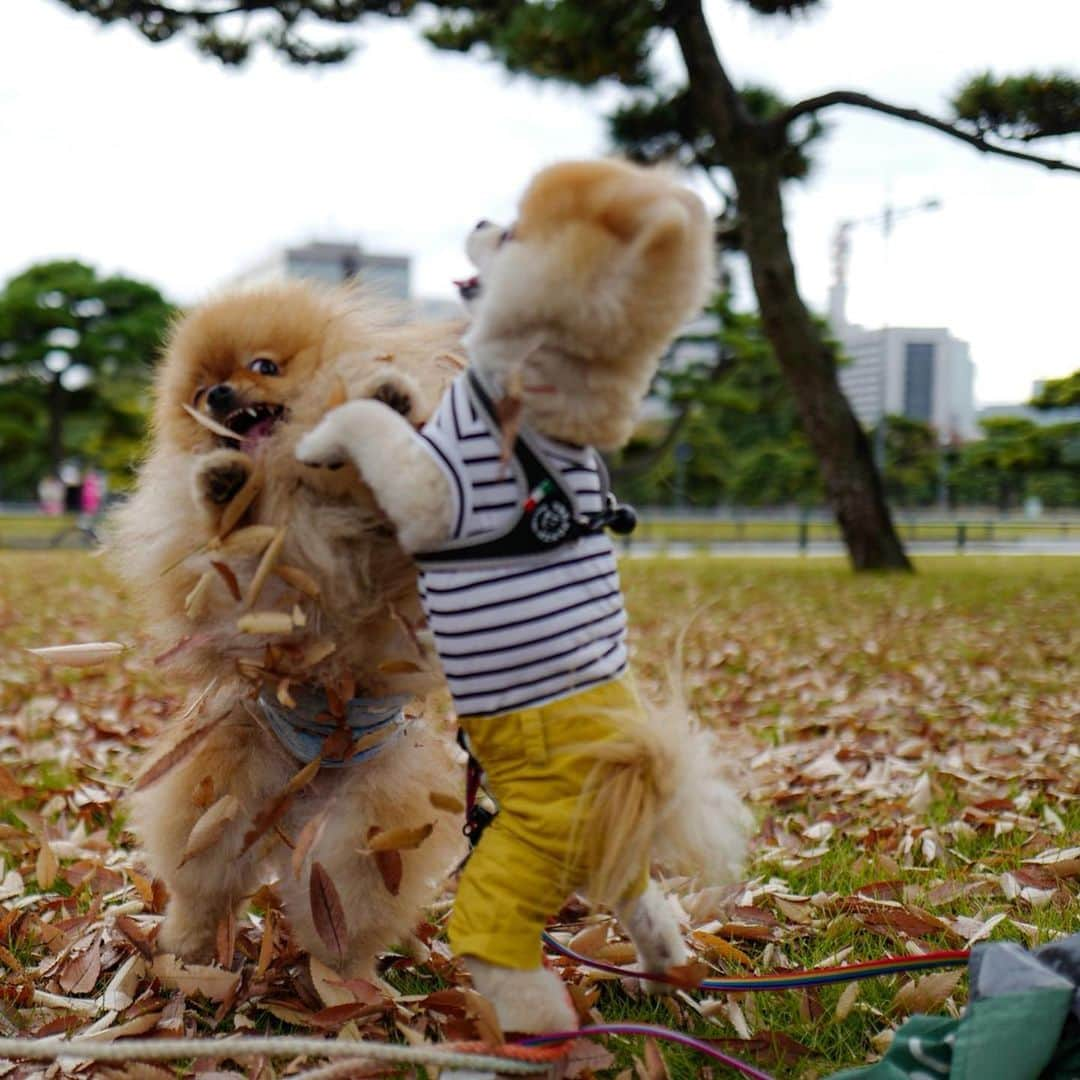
[0,553,1076,1079]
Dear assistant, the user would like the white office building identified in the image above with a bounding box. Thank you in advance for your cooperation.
[828,282,977,441]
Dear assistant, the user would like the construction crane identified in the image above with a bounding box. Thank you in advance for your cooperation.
[829,198,942,329]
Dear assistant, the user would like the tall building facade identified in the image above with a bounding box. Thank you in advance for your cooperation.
[829,284,977,441]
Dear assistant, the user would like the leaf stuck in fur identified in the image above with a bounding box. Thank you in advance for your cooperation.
[254,907,274,979]
[178,794,241,868]
[216,460,263,540]
[182,403,241,442]
[244,527,287,610]
[309,861,348,965]
[274,564,320,598]
[237,612,294,636]
[300,639,337,668]
[362,823,434,854]
[292,810,329,880]
[134,705,228,792]
[210,561,242,603]
[429,791,465,814]
[184,570,216,620]
[366,827,403,896]
[26,642,128,667]
[211,524,279,558]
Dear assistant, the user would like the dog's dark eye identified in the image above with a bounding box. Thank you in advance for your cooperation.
[249,357,279,376]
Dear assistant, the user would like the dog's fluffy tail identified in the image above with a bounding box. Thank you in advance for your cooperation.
[578,691,752,906]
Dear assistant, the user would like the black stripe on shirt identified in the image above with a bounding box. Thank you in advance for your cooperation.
[427,588,621,638]
[422,549,611,596]
[442,624,626,681]
[425,569,618,618]
[452,647,626,708]
[434,606,626,660]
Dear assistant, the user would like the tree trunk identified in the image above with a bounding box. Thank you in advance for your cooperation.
[732,160,912,570]
[671,0,911,570]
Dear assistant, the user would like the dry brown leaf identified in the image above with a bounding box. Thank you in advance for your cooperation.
[310,861,348,964]
[254,907,274,979]
[182,403,241,441]
[216,459,263,539]
[429,790,465,814]
[309,955,358,1008]
[892,969,964,1016]
[184,570,215,620]
[273,564,321,598]
[463,987,504,1046]
[301,639,337,668]
[115,915,155,960]
[59,937,101,994]
[151,954,241,1002]
[292,810,329,880]
[692,930,753,968]
[237,612,294,636]
[568,922,610,958]
[213,524,279,558]
[835,980,860,1021]
[27,642,128,667]
[36,842,59,889]
[284,756,324,797]
[210,560,242,603]
[377,658,423,675]
[216,907,236,969]
[135,706,228,792]
[178,794,240,868]
[244,527,287,610]
[366,827,404,897]
[641,1037,671,1080]
[363,823,434,854]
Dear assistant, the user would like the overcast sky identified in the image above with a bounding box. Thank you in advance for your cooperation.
[2,0,1077,404]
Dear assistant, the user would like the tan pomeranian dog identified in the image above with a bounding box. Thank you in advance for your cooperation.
[298,161,750,1032]
[110,280,469,975]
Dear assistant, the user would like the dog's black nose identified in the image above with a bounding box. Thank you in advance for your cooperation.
[206,384,236,413]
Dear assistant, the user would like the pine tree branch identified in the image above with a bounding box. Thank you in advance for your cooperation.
[779,90,1080,174]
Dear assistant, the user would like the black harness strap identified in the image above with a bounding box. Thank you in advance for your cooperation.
[415,371,635,568]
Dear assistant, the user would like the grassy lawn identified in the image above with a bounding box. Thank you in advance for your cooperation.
[0,553,1076,1078]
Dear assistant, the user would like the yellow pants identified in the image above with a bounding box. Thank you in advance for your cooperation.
[448,674,650,970]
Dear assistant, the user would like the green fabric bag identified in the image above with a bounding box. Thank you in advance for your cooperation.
[828,988,1076,1080]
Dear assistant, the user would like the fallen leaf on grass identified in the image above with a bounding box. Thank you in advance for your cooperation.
[892,970,964,1017]
[36,842,59,889]
[835,981,860,1021]
[59,936,101,994]
[151,954,240,1002]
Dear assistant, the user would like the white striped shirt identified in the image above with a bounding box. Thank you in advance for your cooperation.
[416,374,628,718]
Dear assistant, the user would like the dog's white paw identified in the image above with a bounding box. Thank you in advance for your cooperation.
[296,410,353,470]
[464,956,577,1035]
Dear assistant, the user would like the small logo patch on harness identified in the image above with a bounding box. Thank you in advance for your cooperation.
[530,500,572,544]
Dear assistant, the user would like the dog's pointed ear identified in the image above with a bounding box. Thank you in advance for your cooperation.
[628,195,695,258]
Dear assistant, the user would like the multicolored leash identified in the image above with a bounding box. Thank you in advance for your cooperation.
[542,931,972,991]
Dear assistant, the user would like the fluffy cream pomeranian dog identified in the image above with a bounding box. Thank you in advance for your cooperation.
[110,281,469,975]
[298,160,751,1032]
